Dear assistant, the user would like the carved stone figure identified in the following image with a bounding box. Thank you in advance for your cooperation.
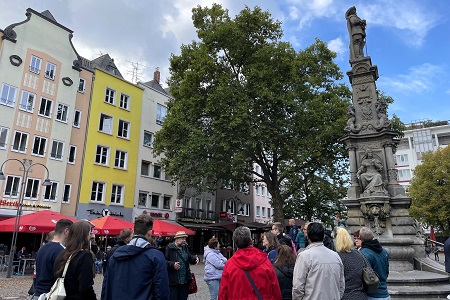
[374,100,391,130]
[344,105,361,133]
[356,149,389,196]
[346,6,366,60]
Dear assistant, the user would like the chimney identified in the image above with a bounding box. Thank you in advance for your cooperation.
[154,67,160,84]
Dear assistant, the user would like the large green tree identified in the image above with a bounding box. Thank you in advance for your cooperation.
[153,4,351,222]
[409,146,450,231]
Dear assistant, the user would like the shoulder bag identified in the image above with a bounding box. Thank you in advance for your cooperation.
[244,270,263,300]
[357,250,380,293]
[40,254,74,300]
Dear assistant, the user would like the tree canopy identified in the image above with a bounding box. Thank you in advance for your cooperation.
[409,146,450,231]
[153,4,351,222]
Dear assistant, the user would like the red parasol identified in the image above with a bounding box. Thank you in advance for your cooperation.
[152,220,195,236]
[89,216,134,235]
[0,210,77,233]
[430,226,436,242]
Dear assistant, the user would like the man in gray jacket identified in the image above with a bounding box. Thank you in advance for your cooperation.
[292,222,345,300]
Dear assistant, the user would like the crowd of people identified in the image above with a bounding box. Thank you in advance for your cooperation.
[27,215,393,300]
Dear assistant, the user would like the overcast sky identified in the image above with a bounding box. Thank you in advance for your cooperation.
[1,0,449,124]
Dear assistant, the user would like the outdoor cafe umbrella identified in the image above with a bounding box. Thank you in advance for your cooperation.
[151,220,195,236]
[0,209,77,234]
[89,216,134,236]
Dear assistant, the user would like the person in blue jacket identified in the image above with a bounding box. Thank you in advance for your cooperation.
[101,214,169,300]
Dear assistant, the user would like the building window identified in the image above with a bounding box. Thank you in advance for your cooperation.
[24,178,40,200]
[184,196,191,208]
[138,192,148,207]
[32,136,47,157]
[95,145,109,166]
[12,131,28,153]
[56,103,69,123]
[267,208,271,219]
[114,150,127,169]
[141,161,150,176]
[151,194,160,208]
[99,114,113,134]
[29,55,42,74]
[153,164,161,178]
[19,90,36,112]
[78,78,86,93]
[206,200,211,212]
[398,169,412,181]
[105,88,115,105]
[143,131,153,147]
[1,83,17,107]
[396,154,409,166]
[4,175,21,197]
[90,181,105,202]
[43,181,58,202]
[50,140,64,160]
[38,97,53,118]
[163,196,171,209]
[111,184,123,205]
[256,206,260,216]
[0,126,9,149]
[261,186,265,197]
[256,185,261,195]
[156,104,167,125]
[68,145,76,164]
[44,62,56,80]
[262,207,266,217]
[119,93,130,110]
[117,120,130,139]
[73,110,81,128]
[62,184,71,203]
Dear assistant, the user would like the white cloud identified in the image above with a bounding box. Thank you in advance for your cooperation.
[286,0,337,28]
[327,37,346,58]
[378,63,444,93]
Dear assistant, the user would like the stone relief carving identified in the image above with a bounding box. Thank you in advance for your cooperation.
[351,75,373,85]
[374,100,391,130]
[388,168,398,182]
[357,148,389,197]
[344,105,361,133]
[356,85,373,120]
[363,204,390,234]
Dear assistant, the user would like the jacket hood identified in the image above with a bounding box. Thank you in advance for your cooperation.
[362,238,383,253]
[112,236,151,261]
[229,246,268,271]
[203,247,218,261]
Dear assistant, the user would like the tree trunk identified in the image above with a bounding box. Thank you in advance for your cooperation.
[271,190,285,223]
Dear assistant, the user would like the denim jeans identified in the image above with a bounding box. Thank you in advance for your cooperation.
[368,297,391,300]
[205,279,220,300]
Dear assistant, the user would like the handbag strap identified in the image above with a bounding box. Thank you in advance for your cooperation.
[356,250,370,268]
[244,270,263,300]
[61,254,74,278]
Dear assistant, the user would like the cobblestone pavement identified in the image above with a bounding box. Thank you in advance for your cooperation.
[0,263,209,300]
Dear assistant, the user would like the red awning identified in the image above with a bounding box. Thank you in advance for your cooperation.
[0,210,77,233]
[90,216,134,235]
[152,220,195,236]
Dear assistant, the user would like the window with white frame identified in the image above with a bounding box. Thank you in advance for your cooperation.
[163,196,171,209]
[105,88,115,105]
[206,200,211,212]
[396,154,409,166]
[62,184,71,203]
[256,185,261,195]
[73,110,81,128]
[95,145,109,165]
[24,178,40,200]
[43,181,58,202]
[184,196,191,208]
[12,131,28,153]
[262,207,266,217]
[45,62,56,80]
[99,114,113,134]
[68,145,76,164]
[56,103,69,123]
[32,136,47,157]
[117,120,130,139]
[1,83,17,107]
[398,169,412,181]
[78,78,86,93]
[141,161,150,176]
[256,206,260,216]
[4,175,21,197]
[50,140,64,160]
[138,191,148,207]
[29,55,42,74]
[90,181,105,202]
[237,203,250,216]
[119,93,130,110]
[38,97,53,118]
[19,90,36,112]
[164,171,171,181]
[111,184,123,204]
[261,186,265,197]
[143,131,153,147]
[0,126,9,149]
[156,103,167,125]
[151,194,160,208]
[196,198,202,210]
[114,150,127,169]
[153,164,161,178]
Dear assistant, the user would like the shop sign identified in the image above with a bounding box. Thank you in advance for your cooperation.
[0,199,51,210]
[175,199,182,213]
[149,212,170,219]
[86,208,124,218]
[178,217,216,224]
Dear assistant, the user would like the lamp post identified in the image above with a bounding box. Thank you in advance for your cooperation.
[0,158,51,278]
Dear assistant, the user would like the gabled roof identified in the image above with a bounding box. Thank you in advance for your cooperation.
[142,79,171,97]
[40,10,56,22]
[90,54,124,79]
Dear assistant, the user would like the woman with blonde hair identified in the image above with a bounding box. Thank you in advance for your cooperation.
[335,227,367,300]
[262,231,280,263]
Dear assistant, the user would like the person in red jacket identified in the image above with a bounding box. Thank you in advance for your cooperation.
[218,226,282,300]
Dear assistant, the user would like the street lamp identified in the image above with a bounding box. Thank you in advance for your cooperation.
[0,158,51,278]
